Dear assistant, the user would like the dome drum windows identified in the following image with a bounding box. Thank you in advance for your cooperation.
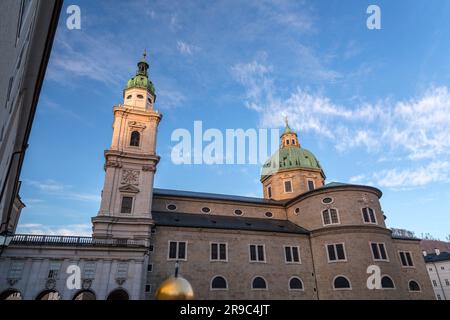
[283,179,293,193]
[307,180,315,191]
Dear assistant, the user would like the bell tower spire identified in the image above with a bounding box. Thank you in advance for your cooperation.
[92,53,162,244]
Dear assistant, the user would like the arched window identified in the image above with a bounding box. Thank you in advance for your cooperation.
[289,277,304,290]
[252,276,267,290]
[0,289,22,300]
[107,289,129,300]
[408,280,421,292]
[130,131,140,146]
[322,208,339,225]
[73,290,96,300]
[35,290,61,300]
[211,276,227,290]
[333,276,351,289]
[381,276,395,289]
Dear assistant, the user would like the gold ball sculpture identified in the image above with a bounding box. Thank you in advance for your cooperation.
[155,262,194,300]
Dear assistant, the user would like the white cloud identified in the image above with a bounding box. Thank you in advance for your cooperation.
[17,224,92,237]
[232,59,450,160]
[176,41,199,55]
[157,89,186,109]
[232,58,450,189]
[25,179,100,202]
[350,161,450,188]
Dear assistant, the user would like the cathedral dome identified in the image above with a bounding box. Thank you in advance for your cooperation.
[261,146,325,179]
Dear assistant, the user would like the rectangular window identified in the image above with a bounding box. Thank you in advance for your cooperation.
[284,246,301,263]
[445,279,449,286]
[267,186,272,198]
[307,180,315,191]
[116,262,128,278]
[83,262,96,279]
[48,261,61,279]
[370,243,388,261]
[168,241,187,260]
[284,180,292,193]
[437,294,441,300]
[399,251,414,267]
[211,243,227,261]
[147,264,153,272]
[145,284,152,293]
[120,196,133,213]
[249,244,265,262]
[322,209,339,225]
[432,280,437,287]
[8,261,25,279]
[327,243,346,262]
[362,208,377,223]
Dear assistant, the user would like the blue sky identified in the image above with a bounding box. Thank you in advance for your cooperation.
[17,0,450,239]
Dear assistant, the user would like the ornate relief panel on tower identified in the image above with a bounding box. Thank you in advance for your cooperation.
[121,169,140,185]
[128,121,146,131]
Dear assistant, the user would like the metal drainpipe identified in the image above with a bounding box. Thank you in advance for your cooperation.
[308,235,320,300]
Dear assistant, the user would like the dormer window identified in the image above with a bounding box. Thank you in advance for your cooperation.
[137,94,144,99]
[286,140,290,145]
[292,139,295,145]
[130,131,140,146]
[127,95,132,99]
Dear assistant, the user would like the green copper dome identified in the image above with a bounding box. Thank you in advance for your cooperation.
[125,75,156,96]
[124,51,156,98]
[261,146,325,179]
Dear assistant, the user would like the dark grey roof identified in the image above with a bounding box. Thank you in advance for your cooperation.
[152,211,309,235]
[424,251,450,263]
[285,181,382,205]
[153,188,284,206]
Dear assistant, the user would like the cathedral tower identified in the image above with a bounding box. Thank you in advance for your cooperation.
[92,52,162,243]
[260,118,325,200]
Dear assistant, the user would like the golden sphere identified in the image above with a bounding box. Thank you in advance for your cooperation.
[155,276,194,300]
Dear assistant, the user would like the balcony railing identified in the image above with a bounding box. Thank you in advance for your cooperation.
[10,234,146,247]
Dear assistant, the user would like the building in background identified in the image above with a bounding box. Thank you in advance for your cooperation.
[0,0,62,245]
[422,240,450,300]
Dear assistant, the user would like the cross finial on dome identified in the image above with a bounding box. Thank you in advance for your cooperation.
[142,49,147,61]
